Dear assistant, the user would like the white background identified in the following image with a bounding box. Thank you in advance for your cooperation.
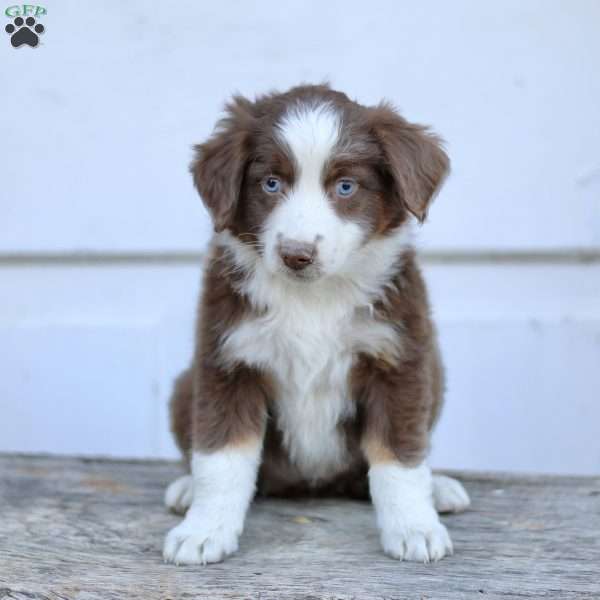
[1,0,599,474]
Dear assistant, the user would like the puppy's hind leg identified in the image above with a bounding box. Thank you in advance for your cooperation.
[164,369,194,514]
[165,475,193,514]
[433,474,470,514]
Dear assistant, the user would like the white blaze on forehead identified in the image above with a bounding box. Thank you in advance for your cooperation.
[261,102,364,276]
[276,102,341,180]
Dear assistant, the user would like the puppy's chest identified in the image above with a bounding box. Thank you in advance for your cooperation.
[223,302,397,480]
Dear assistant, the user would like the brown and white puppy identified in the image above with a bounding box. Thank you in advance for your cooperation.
[163,84,470,565]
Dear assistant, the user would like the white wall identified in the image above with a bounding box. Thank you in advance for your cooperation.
[1,0,599,474]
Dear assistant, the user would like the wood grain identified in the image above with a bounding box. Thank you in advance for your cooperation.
[0,454,598,599]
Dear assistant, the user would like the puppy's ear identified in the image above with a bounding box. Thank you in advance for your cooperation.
[369,103,449,222]
[191,96,256,232]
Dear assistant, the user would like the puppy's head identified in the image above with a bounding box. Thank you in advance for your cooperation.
[192,85,449,281]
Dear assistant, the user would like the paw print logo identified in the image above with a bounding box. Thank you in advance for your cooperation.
[5,16,45,48]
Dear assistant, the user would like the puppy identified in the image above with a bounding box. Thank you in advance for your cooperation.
[163,84,470,565]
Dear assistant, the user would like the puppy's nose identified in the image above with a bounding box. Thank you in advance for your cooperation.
[279,240,316,271]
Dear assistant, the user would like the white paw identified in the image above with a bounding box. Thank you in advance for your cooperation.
[164,475,193,514]
[163,515,240,565]
[381,507,453,563]
[433,474,470,514]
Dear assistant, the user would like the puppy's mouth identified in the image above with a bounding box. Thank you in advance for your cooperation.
[281,263,323,282]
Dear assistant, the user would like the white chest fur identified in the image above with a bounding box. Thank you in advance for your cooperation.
[215,230,410,481]
[225,301,355,480]
[221,283,400,482]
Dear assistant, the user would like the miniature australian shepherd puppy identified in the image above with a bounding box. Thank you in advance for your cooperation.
[163,84,470,565]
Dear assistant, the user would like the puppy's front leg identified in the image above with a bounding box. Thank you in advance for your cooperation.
[360,363,452,562]
[163,366,268,565]
[366,453,452,562]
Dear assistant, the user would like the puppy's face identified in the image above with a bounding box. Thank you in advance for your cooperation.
[192,85,449,281]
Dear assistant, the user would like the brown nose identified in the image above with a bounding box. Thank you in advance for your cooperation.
[279,241,316,271]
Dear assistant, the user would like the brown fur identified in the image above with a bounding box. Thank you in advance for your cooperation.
[171,84,449,495]
[353,250,445,468]
[194,247,273,450]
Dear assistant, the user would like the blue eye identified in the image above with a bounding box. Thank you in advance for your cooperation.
[335,179,357,198]
[262,177,281,194]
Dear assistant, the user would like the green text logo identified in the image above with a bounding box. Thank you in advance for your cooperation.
[5,5,46,18]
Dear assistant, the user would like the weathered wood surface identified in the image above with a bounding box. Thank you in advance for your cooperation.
[0,454,598,600]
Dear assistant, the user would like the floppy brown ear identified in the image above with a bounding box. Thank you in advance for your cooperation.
[190,96,256,232]
[369,103,449,222]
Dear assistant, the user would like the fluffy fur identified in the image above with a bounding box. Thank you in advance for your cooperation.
[164,84,469,565]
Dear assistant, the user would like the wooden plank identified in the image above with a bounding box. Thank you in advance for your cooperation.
[0,454,599,600]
